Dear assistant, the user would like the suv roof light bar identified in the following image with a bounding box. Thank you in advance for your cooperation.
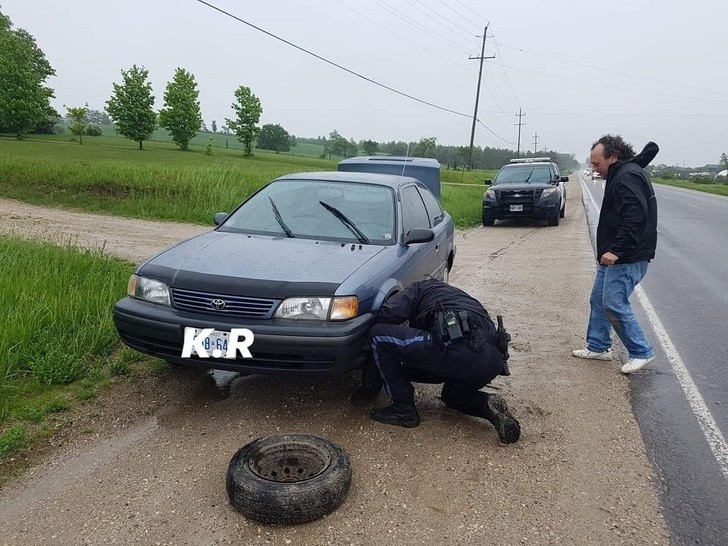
[509,157,552,163]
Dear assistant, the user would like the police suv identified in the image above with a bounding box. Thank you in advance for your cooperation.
[482,157,568,226]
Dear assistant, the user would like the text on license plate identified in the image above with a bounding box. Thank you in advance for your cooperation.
[510,204,524,212]
[191,328,229,356]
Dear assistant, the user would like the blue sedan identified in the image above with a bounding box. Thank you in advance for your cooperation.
[113,171,455,375]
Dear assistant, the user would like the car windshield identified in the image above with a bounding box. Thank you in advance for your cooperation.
[220,179,396,245]
[494,166,552,185]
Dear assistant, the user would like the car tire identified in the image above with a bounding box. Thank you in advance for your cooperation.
[482,211,495,226]
[547,209,560,226]
[559,203,566,218]
[226,434,352,525]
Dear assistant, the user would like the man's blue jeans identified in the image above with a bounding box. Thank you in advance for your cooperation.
[586,261,654,359]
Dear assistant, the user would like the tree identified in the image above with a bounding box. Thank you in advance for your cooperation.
[158,68,202,151]
[225,86,262,156]
[0,9,57,138]
[65,104,88,144]
[258,123,291,153]
[211,120,217,133]
[86,109,111,125]
[105,65,156,150]
[720,153,728,170]
[361,139,378,155]
[413,137,437,158]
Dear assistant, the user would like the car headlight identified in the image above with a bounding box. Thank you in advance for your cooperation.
[485,188,496,199]
[540,187,559,199]
[274,296,358,320]
[127,274,171,306]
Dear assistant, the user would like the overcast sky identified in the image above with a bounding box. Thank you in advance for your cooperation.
[3,0,727,166]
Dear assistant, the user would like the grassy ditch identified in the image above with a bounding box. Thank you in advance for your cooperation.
[0,136,494,228]
[0,236,136,463]
[653,178,728,197]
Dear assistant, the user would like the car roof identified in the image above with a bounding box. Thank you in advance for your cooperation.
[274,171,422,190]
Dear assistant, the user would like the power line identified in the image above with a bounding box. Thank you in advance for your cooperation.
[450,0,489,26]
[493,39,728,99]
[193,0,471,118]
[365,0,472,55]
[405,0,479,42]
[435,0,483,32]
[477,119,517,145]
[333,0,469,69]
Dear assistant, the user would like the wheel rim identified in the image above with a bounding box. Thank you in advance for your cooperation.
[250,440,331,483]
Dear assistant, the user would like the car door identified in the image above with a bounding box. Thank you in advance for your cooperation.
[400,184,438,284]
[416,184,449,281]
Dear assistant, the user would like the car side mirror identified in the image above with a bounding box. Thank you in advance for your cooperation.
[404,228,435,245]
[484,179,492,186]
[560,176,569,182]
[213,212,228,225]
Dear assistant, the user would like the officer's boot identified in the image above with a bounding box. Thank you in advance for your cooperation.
[482,393,520,444]
[370,399,420,428]
[442,388,520,444]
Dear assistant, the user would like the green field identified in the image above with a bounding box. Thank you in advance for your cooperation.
[0,236,137,463]
[0,134,494,227]
[653,178,728,196]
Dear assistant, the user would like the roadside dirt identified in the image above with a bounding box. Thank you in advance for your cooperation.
[0,187,670,545]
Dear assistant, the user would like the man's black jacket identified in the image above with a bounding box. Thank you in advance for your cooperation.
[597,141,659,263]
[375,279,496,335]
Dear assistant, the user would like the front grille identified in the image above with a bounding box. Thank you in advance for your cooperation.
[171,288,277,318]
[498,189,537,204]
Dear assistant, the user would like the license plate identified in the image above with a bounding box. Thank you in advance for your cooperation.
[190,328,229,356]
[510,204,524,212]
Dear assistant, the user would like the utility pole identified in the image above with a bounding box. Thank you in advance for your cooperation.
[468,25,495,169]
[514,108,525,157]
[533,133,540,154]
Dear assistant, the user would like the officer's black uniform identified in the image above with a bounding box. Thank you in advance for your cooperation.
[367,279,520,443]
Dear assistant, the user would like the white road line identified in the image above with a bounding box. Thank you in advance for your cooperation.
[686,203,704,210]
[580,175,728,483]
[635,287,728,483]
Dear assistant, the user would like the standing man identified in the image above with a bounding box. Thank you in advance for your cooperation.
[366,278,520,444]
[573,135,659,373]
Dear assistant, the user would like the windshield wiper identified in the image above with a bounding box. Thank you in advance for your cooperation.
[319,201,370,244]
[268,197,294,238]
[524,169,534,183]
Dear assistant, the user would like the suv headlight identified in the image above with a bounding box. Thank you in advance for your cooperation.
[540,187,559,199]
[274,296,358,320]
[485,188,496,199]
[127,274,171,306]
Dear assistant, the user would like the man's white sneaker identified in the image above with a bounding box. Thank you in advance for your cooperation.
[572,348,613,361]
[621,355,656,374]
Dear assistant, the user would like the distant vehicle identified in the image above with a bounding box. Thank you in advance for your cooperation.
[114,168,455,377]
[592,170,602,180]
[482,157,568,226]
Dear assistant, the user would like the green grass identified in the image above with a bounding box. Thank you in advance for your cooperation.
[653,178,728,196]
[0,236,131,414]
[0,135,496,227]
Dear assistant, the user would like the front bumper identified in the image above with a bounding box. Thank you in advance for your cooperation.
[483,199,559,220]
[113,297,374,376]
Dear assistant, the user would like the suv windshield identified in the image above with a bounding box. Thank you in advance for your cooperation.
[494,166,552,185]
[220,179,396,245]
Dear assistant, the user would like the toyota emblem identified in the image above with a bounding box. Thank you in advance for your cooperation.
[211,298,226,310]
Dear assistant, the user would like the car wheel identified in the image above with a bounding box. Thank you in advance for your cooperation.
[559,203,566,218]
[482,211,495,226]
[547,209,560,226]
[226,434,352,525]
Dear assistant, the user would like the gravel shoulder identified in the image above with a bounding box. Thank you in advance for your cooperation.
[0,186,670,545]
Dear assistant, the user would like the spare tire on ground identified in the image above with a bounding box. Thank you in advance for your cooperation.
[226,434,352,525]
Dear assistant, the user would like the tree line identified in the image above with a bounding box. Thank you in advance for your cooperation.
[0,7,578,169]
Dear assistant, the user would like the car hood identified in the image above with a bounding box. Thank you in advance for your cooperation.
[137,231,387,298]
[493,182,555,190]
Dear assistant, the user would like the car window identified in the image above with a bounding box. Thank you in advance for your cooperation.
[221,180,396,244]
[417,186,443,226]
[494,166,552,184]
[401,185,430,234]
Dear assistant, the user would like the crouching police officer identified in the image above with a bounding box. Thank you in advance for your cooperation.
[366,278,520,444]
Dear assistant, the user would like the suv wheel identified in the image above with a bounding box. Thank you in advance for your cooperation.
[547,209,560,227]
[559,203,566,219]
[482,211,495,226]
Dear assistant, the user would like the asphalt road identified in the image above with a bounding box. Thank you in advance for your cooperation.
[579,174,728,545]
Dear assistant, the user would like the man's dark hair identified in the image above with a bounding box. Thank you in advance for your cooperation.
[591,134,635,161]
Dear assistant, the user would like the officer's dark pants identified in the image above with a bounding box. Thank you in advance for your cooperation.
[369,323,504,415]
